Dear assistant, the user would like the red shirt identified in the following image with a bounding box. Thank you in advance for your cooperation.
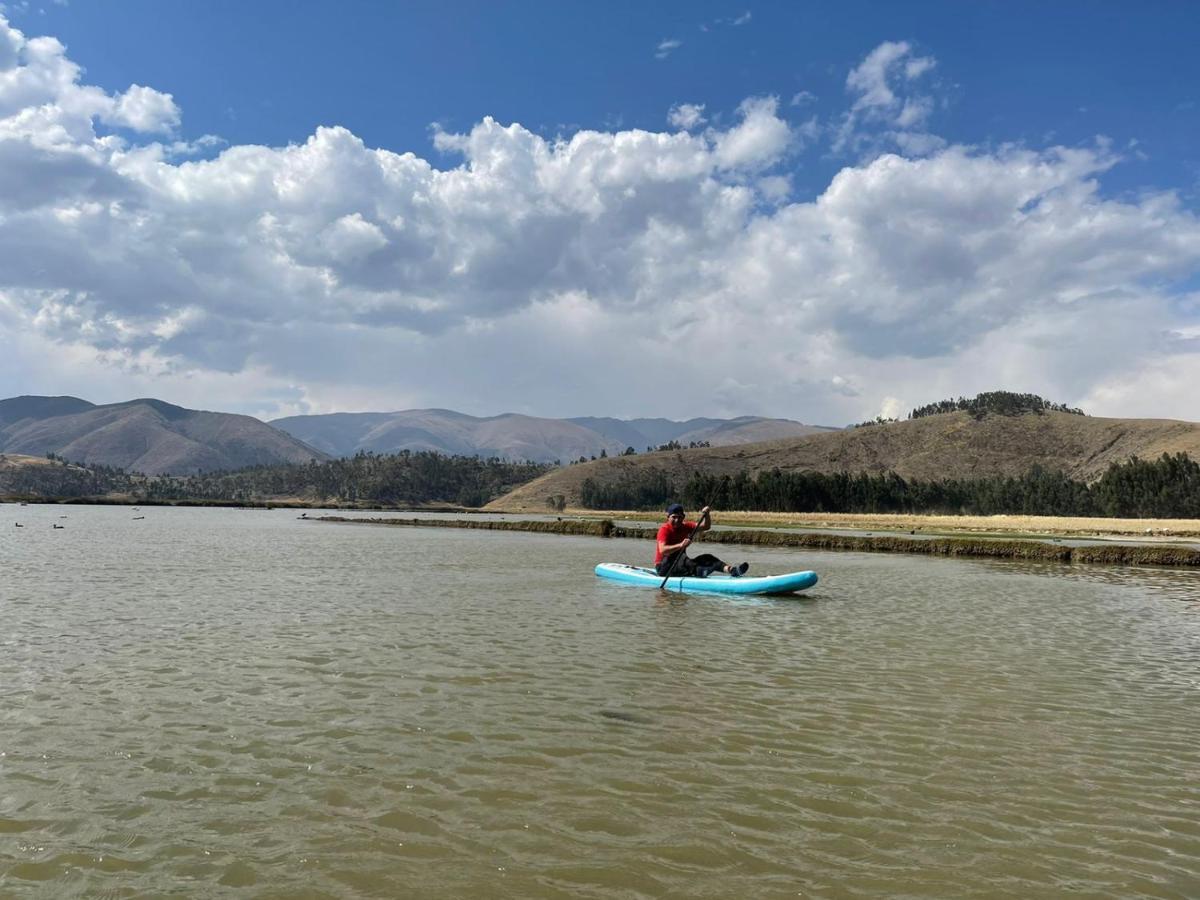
[654,520,696,565]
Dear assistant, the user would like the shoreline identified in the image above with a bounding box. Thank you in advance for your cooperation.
[6,494,1197,542]
[316,515,1200,568]
[529,508,1200,540]
[0,495,474,512]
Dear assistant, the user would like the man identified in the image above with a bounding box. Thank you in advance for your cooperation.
[654,503,749,578]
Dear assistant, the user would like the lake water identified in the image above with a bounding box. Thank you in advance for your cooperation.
[2,504,1199,898]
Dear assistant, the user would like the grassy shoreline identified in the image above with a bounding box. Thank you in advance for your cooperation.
[545,508,1200,540]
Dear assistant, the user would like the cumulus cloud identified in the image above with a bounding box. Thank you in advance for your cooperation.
[837,40,940,157]
[107,83,180,133]
[668,102,706,130]
[317,212,389,264]
[0,19,178,146]
[1,15,1199,426]
[711,96,791,170]
[0,17,18,69]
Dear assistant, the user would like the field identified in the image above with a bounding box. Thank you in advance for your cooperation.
[566,509,1200,541]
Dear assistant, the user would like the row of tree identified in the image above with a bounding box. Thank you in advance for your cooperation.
[580,453,1200,519]
[11,445,1200,519]
[567,440,711,464]
[166,451,550,506]
[1,459,142,498]
[908,391,1085,420]
[3,450,551,507]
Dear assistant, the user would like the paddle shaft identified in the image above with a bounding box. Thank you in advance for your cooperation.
[658,507,710,589]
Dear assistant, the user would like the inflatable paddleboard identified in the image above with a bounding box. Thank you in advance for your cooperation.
[595,562,817,596]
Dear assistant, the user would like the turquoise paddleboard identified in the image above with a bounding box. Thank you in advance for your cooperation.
[595,563,817,596]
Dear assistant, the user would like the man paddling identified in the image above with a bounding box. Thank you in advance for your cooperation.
[655,503,749,579]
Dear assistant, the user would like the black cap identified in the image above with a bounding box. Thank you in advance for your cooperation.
[666,503,684,515]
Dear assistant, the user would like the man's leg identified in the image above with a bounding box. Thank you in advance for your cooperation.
[657,554,702,577]
[691,553,727,576]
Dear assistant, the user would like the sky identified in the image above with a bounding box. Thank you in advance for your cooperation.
[0,1,1198,427]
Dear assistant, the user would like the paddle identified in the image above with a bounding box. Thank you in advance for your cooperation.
[658,505,710,589]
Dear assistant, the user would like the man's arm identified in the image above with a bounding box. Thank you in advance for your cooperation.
[658,534,692,556]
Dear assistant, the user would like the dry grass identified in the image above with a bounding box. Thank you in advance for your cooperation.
[0,453,68,469]
[562,508,1200,539]
[489,410,1200,512]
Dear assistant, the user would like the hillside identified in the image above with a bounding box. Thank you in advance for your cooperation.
[271,409,831,463]
[487,410,1200,511]
[0,452,85,475]
[0,396,328,475]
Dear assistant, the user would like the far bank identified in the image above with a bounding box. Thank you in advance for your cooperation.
[316,512,1200,569]
[487,507,1200,541]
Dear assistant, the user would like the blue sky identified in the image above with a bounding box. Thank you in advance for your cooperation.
[0,1,1198,424]
[32,1,1200,201]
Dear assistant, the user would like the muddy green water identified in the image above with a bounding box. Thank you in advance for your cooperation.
[2,505,1198,898]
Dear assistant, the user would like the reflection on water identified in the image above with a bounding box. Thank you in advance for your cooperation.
[973,555,1200,602]
[1,504,1198,898]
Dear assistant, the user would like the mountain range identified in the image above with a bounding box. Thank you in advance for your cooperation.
[0,395,830,474]
[268,410,832,463]
[5,395,1200,510]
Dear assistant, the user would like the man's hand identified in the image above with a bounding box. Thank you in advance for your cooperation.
[680,537,691,549]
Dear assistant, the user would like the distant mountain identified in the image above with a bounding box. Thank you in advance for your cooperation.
[488,409,1200,510]
[270,409,834,463]
[0,396,328,475]
[0,395,95,422]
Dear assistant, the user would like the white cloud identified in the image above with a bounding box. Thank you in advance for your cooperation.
[846,41,911,109]
[668,102,706,130]
[655,38,681,59]
[756,174,791,203]
[318,212,389,263]
[711,96,791,170]
[107,83,179,133]
[904,56,935,80]
[0,19,179,145]
[0,15,18,69]
[837,40,939,156]
[1,15,1199,426]
[878,396,904,419]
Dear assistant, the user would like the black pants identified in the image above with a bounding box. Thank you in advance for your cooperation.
[655,553,727,578]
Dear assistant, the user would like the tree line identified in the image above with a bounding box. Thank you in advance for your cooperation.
[2,450,551,507]
[907,391,1085,420]
[580,452,1200,518]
